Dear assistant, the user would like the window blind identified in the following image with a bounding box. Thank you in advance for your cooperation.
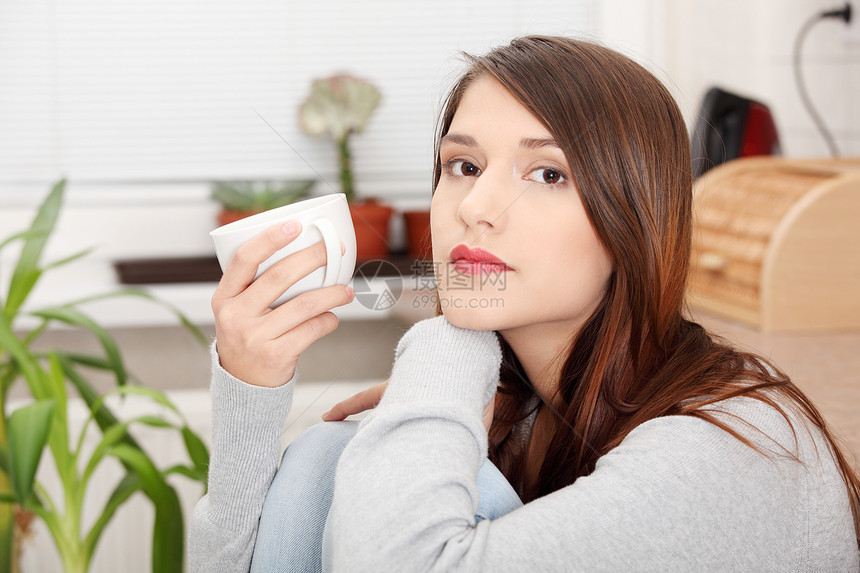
[0,0,598,200]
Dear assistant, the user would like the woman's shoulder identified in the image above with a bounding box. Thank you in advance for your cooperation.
[625,391,834,472]
[598,395,856,567]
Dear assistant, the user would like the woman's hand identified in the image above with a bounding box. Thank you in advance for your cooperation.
[323,377,498,433]
[322,380,389,422]
[212,221,354,388]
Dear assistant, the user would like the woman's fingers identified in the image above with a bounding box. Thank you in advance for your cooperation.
[215,221,302,301]
[237,240,330,311]
[210,219,354,388]
[260,283,354,340]
[274,310,342,360]
[322,380,389,421]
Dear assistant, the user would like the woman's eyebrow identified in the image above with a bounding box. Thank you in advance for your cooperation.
[440,133,478,147]
[520,137,560,150]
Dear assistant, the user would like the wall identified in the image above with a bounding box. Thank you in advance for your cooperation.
[10,0,857,266]
[660,0,859,158]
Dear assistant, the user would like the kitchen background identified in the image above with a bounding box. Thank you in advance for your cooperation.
[1,0,858,571]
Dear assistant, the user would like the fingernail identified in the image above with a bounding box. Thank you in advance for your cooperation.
[345,285,354,300]
[282,221,300,236]
[321,410,331,421]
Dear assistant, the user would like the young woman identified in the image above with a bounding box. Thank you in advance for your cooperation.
[190,36,860,571]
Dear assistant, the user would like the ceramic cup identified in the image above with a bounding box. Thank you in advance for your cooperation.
[210,193,356,308]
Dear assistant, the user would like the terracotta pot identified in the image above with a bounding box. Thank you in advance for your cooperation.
[216,209,260,227]
[403,210,432,261]
[350,200,394,261]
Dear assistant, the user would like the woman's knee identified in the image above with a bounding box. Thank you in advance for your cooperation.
[278,420,360,471]
[254,422,360,571]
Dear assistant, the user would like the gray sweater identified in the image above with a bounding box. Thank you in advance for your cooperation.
[190,317,859,572]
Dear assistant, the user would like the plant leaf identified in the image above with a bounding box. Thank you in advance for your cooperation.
[44,354,74,483]
[0,231,47,314]
[58,357,146,458]
[59,356,122,428]
[0,313,49,399]
[161,464,206,483]
[5,270,41,321]
[4,179,65,319]
[31,306,128,387]
[181,426,209,483]
[21,319,48,348]
[0,229,50,254]
[47,289,209,347]
[108,444,184,573]
[89,385,182,422]
[0,489,11,571]
[7,399,55,502]
[43,247,96,271]
[210,179,314,211]
[55,353,114,371]
[47,354,68,431]
[80,414,177,489]
[83,472,141,562]
[0,360,19,399]
[118,288,209,346]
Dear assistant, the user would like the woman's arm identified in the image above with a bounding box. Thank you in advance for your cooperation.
[328,316,502,569]
[187,346,293,573]
[188,221,354,573]
[328,317,856,571]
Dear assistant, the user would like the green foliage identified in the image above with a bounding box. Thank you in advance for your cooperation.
[7,399,55,503]
[210,179,315,213]
[0,179,209,572]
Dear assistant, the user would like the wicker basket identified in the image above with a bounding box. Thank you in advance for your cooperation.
[687,157,860,331]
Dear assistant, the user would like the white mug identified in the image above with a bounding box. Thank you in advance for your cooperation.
[210,193,357,308]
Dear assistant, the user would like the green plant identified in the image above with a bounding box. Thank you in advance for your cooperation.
[0,180,210,573]
[298,74,382,203]
[210,179,315,213]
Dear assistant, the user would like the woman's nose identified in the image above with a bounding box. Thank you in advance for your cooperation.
[457,166,510,231]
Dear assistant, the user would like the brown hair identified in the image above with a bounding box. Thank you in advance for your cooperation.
[433,36,859,541]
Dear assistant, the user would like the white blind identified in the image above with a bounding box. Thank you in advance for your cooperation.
[0,0,597,200]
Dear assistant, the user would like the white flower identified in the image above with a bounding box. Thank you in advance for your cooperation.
[299,74,382,142]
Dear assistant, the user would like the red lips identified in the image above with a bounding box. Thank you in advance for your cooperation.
[449,244,512,275]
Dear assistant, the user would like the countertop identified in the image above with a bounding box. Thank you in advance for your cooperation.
[692,310,860,465]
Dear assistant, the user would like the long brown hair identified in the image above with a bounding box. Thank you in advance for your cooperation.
[433,36,859,541]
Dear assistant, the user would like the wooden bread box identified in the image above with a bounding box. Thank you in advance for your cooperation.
[687,157,860,331]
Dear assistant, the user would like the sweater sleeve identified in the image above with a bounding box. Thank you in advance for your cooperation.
[187,342,295,573]
[327,318,858,572]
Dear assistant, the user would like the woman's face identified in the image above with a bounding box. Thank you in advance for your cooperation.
[431,76,613,340]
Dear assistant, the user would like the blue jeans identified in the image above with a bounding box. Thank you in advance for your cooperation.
[250,420,523,572]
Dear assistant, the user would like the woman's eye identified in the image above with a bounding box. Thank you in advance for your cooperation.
[446,160,481,177]
[525,168,565,185]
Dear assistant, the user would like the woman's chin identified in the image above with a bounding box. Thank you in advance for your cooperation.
[441,307,503,332]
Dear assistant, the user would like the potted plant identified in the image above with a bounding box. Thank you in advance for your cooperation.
[211,179,315,227]
[0,180,209,572]
[402,209,432,262]
[298,74,393,260]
